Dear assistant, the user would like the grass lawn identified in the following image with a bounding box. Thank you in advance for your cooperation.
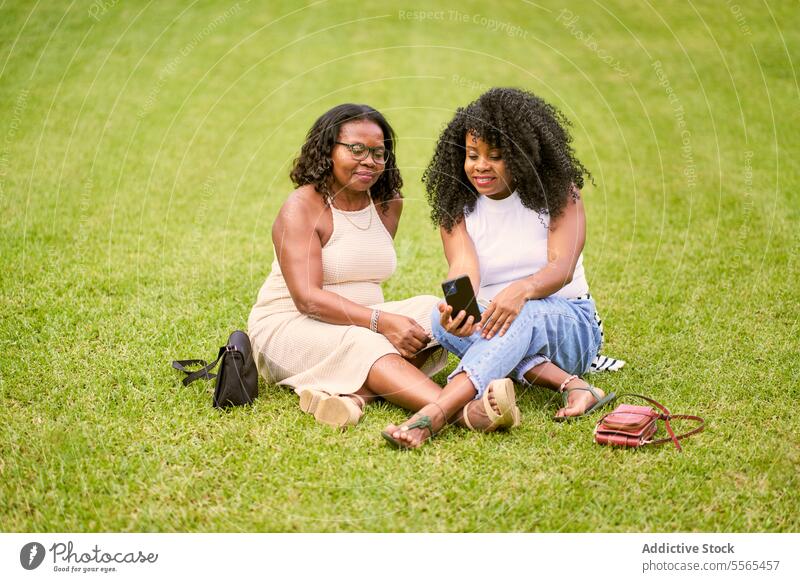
[1,0,798,532]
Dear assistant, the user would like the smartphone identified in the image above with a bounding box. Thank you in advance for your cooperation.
[441,275,481,322]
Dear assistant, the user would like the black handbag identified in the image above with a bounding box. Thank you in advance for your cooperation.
[172,330,258,408]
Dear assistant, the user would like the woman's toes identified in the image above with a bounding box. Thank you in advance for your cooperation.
[559,387,604,417]
[487,393,500,415]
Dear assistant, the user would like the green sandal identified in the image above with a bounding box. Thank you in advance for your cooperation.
[382,403,446,449]
[553,375,616,422]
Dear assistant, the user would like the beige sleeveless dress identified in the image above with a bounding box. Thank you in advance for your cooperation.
[247,197,447,396]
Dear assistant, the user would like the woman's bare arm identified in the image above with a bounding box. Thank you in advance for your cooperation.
[520,193,586,300]
[272,193,372,326]
[272,190,429,356]
[437,218,482,336]
[440,219,481,293]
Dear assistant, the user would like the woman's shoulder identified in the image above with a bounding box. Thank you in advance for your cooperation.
[285,184,326,209]
[273,185,328,232]
[377,189,403,214]
[278,185,325,215]
[376,190,403,237]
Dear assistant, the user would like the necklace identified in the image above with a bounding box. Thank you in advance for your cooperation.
[330,192,373,231]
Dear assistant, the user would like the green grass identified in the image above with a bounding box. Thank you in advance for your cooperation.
[1,0,798,532]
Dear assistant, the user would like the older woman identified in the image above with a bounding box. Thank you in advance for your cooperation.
[248,104,447,431]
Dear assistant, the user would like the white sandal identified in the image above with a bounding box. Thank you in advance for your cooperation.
[298,389,365,429]
[461,378,521,432]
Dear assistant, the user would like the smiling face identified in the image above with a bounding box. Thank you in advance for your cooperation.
[464,132,514,200]
[330,120,385,197]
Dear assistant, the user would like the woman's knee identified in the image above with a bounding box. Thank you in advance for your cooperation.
[429,302,476,357]
[514,298,579,331]
[519,297,558,318]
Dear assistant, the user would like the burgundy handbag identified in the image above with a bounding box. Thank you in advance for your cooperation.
[593,394,704,452]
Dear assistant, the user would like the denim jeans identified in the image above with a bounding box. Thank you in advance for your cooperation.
[430,297,602,399]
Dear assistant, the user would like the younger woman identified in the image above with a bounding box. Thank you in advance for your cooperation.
[424,87,623,421]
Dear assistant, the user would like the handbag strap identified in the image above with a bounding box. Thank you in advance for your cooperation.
[172,346,227,387]
[615,393,705,452]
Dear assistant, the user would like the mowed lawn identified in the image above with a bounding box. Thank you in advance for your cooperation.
[1,0,798,532]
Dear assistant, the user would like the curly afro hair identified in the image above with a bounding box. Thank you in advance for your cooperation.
[290,103,402,211]
[423,87,590,231]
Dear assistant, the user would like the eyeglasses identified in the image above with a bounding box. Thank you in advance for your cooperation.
[335,141,389,164]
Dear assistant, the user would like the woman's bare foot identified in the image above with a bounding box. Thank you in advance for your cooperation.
[382,402,447,449]
[554,377,605,419]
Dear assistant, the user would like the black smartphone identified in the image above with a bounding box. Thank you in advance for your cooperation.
[441,275,481,322]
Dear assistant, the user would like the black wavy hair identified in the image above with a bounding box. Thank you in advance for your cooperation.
[423,87,590,231]
[290,103,402,211]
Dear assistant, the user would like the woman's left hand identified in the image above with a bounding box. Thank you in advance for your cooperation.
[480,281,528,339]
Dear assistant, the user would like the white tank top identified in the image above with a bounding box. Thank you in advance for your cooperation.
[464,190,589,302]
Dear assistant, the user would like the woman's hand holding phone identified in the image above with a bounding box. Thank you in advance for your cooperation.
[438,302,480,338]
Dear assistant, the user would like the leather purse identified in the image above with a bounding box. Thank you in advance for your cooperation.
[594,394,704,451]
[172,330,258,408]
